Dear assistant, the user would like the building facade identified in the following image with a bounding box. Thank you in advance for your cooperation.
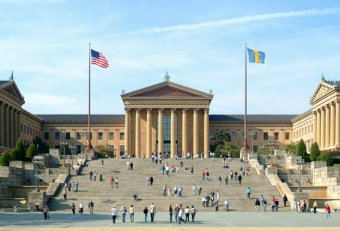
[0,75,339,156]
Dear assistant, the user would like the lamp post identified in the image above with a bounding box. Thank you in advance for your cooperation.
[296,158,305,192]
[60,140,68,155]
[33,144,41,192]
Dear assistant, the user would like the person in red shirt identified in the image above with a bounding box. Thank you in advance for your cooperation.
[325,204,331,219]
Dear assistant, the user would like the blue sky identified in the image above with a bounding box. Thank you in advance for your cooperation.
[1,0,340,115]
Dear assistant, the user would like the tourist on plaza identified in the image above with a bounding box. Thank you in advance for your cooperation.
[101,159,104,165]
[63,188,67,200]
[150,176,154,185]
[190,205,197,222]
[79,201,84,214]
[260,194,267,212]
[143,206,148,222]
[42,205,49,220]
[283,194,288,207]
[167,186,172,196]
[67,181,71,191]
[169,205,173,223]
[178,205,185,224]
[191,166,194,175]
[271,197,276,212]
[115,177,119,188]
[230,170,233,180]
[185,206,190,222]
[325,204,331,219]
[75,181,79,192]
[88,200,94,214]
[71,202,75,214]
[255,198,260,212]
[109,176,114,188]
[238,174,242,185]
[93,171,97,181]
[161,164,165,175]
[178,186,183,197]
[202,196,206,207]
[313,200,318,213]
[202,170,206,180]
[215,201,219,211]
[163,185,167,196]
[89,171,93,181]
[146,175,150,186]
[192,184,196,195]
[218,175,222,185]
[120,205,127,223]
[224,175,228,186]
[174,185,178,198]
[198,185,202,195]
[174,204,180,223]
[111,205,117,224]
[234,171,238,180]
[224,200,229,211]
[166,165,170,176]
[246,187,251,199]
[99,173,102,182]
[150,203,156,222]
[129,205,135,222]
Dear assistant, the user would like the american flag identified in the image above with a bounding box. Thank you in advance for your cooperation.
[91,49,109,68]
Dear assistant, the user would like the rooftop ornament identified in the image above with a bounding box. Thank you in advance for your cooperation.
[164,72,170,82]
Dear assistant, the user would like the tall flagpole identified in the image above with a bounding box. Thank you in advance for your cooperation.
[88,43,92,149]
[243,43,249,149]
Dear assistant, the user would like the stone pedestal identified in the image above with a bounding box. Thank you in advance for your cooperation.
[240,148,251,160]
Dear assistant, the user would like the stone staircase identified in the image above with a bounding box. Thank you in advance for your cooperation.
[48,158,290,212]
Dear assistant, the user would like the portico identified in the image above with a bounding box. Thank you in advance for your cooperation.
[121,79,213,158]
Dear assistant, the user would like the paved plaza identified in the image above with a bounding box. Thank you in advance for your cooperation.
[1,211,340,230]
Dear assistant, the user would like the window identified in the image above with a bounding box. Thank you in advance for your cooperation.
[263,132,268,140]
[109,132,114,140]
[76,132,81,140]
[285,132,290,140]
[253,132,257,140]
[44,132,49,140]
[65,132,71,140]
[274,132,279,140]
[209,132,215,141]
[231,132,237,141]
[55,132,60,140]
[120,132,125,140]
[76,145,82,154]
[98,132,103,140]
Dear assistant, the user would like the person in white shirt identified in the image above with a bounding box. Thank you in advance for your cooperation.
[224,200,229,211]
[79,201,83,214]
[150,203,156,222]
[111,206,117,224]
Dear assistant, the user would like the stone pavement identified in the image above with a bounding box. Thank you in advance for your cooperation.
[1,211,340,230]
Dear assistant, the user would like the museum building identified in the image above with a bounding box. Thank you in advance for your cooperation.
[0,74,339,156]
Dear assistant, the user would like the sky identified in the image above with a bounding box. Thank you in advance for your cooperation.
[1,0,340,115]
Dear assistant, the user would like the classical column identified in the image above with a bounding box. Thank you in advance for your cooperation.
[317,109,321,147]
[124,109,130,155]
[193,109,199,157]
[330,102,335,147]
[204,108,209,159]
[9,107,14,147]
[135,109,140,158]
[181,109,188,156]
[325,105,330,148]
[313,111,317,145]
[13,109,18,144]
[170,109,176,158]
[320,107,325,149]
[17,111,21,141]
[0,102,4,146]
[4,105,9,147]
[146,108,152,158]
[157,109,164,154]
[336,101,340,147]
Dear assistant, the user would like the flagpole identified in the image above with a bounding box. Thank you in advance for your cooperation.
[88,43,92,149]
[243,43,248,149]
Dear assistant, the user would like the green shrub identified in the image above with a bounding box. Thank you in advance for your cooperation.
[310,142,320,161]
[296,139,307,158]
[26,143,37,161]
[317,152,333,166]
[0,151,11,166]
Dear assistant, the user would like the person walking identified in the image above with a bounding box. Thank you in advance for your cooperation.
[246,187,251,199]
[283,194,288,207]
[150,203,156,222]
[190,205,197,222]
[255,198,260,212]
[143,206,148,222]
[42,205,49,220]
[224,200,229,211]
[169,205,173,223]
[325,204,331,219]
[238,174,242,185]
[88,200,94,214]
[111,206,117,224]
[218,175,222,185]
[79,201,84,214]
[129,205,135,222]
[115,177,119,188]
[120,205,127,223]
[63,188,67,200]
[185,206,190,222]
[313,200,318,214]
[174,204,180,223]
[71,202,75,214]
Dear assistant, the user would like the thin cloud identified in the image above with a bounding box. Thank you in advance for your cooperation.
[141,7,340,33]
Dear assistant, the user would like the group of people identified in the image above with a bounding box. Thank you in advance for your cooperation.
[89,170,104,182]
[110,203,157,224]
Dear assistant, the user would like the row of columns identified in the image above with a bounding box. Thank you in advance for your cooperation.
[313,100,340,149]
[0,101,21,148]
[125,108,210,158]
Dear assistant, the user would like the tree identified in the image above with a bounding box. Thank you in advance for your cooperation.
[10,149,21,161]
[310,142,321,161]
[215,141,240,158]
[285,143,297,154]
[33,136,49,153]
[296,139,307,158]
[257,147,272,156]
[0,151,11,166]
[26,143,38,161]
[214,130,231,147]
[317,152,333,166]
[15,139,26,161]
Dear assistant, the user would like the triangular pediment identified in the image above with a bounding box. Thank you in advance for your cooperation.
[122,81,213,99]
[310,81,334,104]
[0,81,25,104]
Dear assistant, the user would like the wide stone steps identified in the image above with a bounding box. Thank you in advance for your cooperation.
[48,158,289,212]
